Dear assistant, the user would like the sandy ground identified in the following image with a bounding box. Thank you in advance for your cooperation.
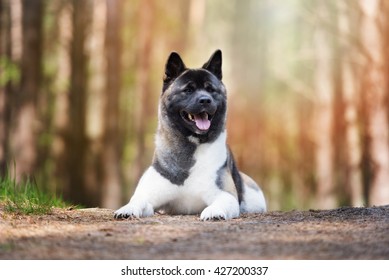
[0,205,388,259]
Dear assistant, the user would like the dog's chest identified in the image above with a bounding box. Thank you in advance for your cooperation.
[163,132,228,214]
[186,133,227,187]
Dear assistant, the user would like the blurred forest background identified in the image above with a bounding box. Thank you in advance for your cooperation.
[1,0,389,211]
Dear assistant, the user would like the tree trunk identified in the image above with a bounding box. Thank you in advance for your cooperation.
[343,56,364,207]
[101,0,122,209]
[0,0,12,176]
[359,0,389,206]
[338,3,364,207]
[52,1,71,199]
[133,0,154,184]
[313,1,336,209]
[63,0,90,205]
[11,0,42,180]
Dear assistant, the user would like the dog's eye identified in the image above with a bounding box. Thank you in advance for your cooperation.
[184,87,194,93]
[205,85,215,93]
[204,82,216,93]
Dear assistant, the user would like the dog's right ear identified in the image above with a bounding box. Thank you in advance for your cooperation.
[163,52,186,86]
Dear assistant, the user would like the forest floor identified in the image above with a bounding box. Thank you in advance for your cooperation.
[0,205,388,259]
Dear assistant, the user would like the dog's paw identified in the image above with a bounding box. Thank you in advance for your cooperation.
[200,205,228,221]
[114,201,154,219]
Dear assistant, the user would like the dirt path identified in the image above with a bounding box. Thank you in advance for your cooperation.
[0,205,388,259]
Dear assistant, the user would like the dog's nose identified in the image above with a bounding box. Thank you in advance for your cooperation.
[199,96,212,104]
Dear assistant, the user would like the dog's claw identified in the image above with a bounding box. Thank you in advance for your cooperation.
[208,215,225,221]
[200,215,226,222]
[114,211,141,220]
[114,212,128,219]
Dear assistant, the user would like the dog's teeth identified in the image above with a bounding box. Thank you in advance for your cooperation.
[188,114,194,121]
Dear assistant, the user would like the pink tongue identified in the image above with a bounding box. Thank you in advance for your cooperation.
[194,114,211,130]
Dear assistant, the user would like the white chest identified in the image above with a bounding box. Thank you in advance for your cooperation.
[164,132,228,214]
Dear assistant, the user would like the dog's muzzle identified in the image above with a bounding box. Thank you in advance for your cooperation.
[180,93,217,132]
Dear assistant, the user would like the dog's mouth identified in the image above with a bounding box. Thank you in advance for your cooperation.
[180,111,214,131]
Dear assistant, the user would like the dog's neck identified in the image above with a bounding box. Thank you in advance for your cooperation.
[152,113,228,183]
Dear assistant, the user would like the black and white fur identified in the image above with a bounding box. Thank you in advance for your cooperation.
[114,50,266,221]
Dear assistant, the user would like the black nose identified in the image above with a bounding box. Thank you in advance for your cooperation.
[199,96,212,104]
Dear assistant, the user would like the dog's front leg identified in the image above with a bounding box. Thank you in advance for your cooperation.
[114,167,176,219]
[200,191,240,221]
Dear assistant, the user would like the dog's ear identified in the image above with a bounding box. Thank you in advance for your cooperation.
[164,52,186,85]
[202,50,222,80]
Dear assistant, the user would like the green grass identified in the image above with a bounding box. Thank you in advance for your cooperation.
[0,172,71,215]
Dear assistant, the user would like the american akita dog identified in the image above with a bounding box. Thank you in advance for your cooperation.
[114,50,266,221]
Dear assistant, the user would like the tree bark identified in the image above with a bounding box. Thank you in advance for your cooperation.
[313,1,336,209]
[133,0,154,184]
[11,0,42,180]
[359,0,389,206]
[0,0,12,176]
[63,0,90,205]
[101,0,122,209]
[51,1,71,201]
[338,3,364,207]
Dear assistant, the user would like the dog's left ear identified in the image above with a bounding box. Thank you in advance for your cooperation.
[202,50,222,80]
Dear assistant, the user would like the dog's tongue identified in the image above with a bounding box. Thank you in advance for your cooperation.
[194,113,211,130]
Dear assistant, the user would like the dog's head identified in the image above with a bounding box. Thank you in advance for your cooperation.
[160,50,227,142]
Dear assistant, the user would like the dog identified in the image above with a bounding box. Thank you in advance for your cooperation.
[114,50,266,221]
